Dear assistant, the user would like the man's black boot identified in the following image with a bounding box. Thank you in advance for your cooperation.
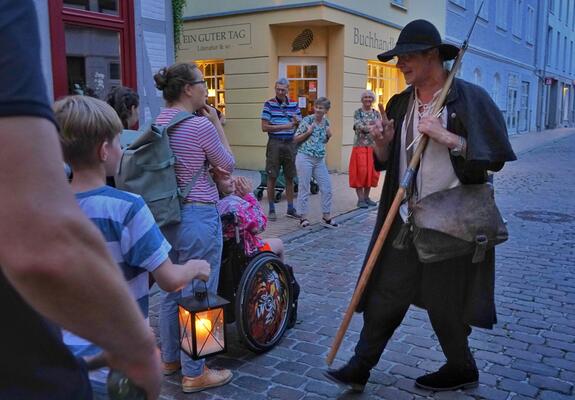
[415,363,478,391]
[324,363,370,393]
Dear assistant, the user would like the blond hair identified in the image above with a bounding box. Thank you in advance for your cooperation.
[53,95,123,168]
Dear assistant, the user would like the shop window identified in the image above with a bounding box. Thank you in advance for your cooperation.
[197,61,225,114]
[49,0,136,99]
[285,64,319,117]
[366,61,406,110]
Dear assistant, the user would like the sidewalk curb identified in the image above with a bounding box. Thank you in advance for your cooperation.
[280,205,376,244]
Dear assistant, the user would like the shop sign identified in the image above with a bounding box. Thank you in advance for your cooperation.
[352,27,396,52]
[544,77,555,85]
[179,23,251,52]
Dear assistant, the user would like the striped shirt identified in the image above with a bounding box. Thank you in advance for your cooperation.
[261,97,302,140]
[64,185,171,357]
[156,108,235,203]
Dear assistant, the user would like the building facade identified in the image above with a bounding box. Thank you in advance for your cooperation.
[446,0,540,135]
[535,0,575,130]
[180,0,447,172]
[34,0,174,125]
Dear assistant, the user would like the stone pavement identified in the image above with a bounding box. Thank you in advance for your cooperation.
[150,128,575,399]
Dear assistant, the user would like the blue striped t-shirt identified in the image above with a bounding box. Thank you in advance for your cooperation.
[64,185,170,357]
[261,97,302,139]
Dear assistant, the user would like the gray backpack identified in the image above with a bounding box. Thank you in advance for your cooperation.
[115,111,202,227]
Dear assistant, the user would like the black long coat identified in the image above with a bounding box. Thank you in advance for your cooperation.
[357,79,517,329]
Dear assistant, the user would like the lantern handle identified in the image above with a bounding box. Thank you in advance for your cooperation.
[193,280,210,307]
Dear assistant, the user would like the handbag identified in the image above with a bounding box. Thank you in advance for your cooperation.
[409,183,508,264]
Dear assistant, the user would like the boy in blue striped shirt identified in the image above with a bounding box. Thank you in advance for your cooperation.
[53,96,209,386]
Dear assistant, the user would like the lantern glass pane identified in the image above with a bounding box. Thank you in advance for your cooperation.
[178,306,195,357]
[195,309,225,357]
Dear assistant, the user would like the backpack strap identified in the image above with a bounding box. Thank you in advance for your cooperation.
[165,110,195,130]
[163,110,210,200]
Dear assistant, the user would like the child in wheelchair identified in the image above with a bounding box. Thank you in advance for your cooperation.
[215,174,284,261]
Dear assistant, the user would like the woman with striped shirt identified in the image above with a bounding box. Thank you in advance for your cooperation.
[153,62,235,393]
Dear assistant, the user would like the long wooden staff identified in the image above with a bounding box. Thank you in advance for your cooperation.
[326,3,484,366]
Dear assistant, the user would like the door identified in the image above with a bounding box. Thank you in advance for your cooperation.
[506,87,518,134]
[518,81,530,132]
[279,57,326,117]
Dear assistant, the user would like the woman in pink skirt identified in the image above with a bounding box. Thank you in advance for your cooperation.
[349,90,381,208]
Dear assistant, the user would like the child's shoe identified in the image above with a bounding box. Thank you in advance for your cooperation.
[181,367,233,393]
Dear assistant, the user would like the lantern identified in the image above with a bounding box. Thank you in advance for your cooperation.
[177,287,229,360]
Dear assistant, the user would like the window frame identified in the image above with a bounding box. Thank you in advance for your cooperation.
[48,0,136,99]
[496,0,508,30]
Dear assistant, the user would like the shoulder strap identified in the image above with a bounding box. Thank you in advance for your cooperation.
[165,110,194,130]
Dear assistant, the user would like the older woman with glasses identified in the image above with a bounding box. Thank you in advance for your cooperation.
[153,62,235,393]
[349,90,381,208]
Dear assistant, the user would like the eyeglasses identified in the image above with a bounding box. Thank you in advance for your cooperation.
[186,80,207,86]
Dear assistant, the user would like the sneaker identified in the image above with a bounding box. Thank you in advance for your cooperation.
[286,209,301,219]
[365,198,378,207]
[324,364,369,393]
[357,200,368,209]
[182,367,233,393]
[299,218,310,228]
[415,364,478,391]
[268,211,277,221]
[321,218,339,228]
[163,360,181,376]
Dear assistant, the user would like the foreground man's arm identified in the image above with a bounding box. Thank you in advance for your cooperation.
[0,117,162,399]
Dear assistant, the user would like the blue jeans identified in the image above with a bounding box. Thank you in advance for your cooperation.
[295,152,332,216]
[159,204,222,377]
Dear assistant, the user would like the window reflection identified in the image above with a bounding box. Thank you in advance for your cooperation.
[65,25,121,97]
[64,0,119,16]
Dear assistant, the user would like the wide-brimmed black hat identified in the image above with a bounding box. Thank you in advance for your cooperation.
[378,19,459,62]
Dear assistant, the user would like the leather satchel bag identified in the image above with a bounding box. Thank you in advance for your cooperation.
[410,183,508,264]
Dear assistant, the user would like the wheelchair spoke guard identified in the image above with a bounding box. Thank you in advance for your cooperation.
[235,252,292,352]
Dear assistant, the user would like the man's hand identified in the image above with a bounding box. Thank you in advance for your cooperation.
[370,104,394,148]
[105,336,162,400]
[234,176,252,197]
[184,259,210,282]
[291,116,300,129]
[418,115,450,145]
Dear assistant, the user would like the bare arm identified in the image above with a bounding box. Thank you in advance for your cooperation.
[0,117,161,399]
[261,119,295,133]
[201,105,232,153]
[293,122,314,144]
[152,258,210,292]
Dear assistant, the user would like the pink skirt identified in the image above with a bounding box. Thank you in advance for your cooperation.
[349,146,380,188]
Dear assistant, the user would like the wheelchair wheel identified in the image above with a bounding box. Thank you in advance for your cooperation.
[274,190,282,203]
[235,252,293,353]
[310,181,319,194]
[255,188,264,201]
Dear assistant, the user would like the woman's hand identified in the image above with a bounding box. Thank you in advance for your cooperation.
[211,166,231,181]
[199,104,221,125]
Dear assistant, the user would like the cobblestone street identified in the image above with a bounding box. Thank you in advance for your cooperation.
[151,132,575,399]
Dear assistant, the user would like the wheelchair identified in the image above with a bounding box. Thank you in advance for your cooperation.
[217,213,298,353]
